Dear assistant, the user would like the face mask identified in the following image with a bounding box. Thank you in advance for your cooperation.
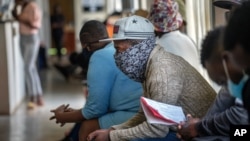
[114,36,156,82]
[222,59,249,100]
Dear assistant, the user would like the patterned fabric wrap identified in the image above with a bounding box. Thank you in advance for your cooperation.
[114,36,156,82]
[148,0,183,32]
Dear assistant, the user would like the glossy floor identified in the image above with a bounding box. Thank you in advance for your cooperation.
[0,63,86,141]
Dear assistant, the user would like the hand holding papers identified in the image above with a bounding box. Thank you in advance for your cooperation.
[141,97,186,125]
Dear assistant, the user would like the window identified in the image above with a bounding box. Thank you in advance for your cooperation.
[82,0,105,12]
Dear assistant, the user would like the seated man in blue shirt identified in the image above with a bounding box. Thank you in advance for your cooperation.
[50,20,142,141]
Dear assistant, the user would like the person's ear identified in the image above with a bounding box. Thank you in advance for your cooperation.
[221,50,230,63]
[221,50,238,69]
[222,50,244,80]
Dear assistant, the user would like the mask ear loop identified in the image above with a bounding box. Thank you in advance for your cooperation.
[242,69,247,75]
[222,59,231,80]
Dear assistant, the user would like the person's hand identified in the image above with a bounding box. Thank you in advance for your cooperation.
[64,106,75,112]
[50,104,69,126]
[177,114,200,141]
[87,128,113,141]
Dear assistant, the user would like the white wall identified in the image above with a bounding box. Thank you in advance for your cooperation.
[0,21,25,115]
[213,6,228,27]
[11,22,25,113]
[36,0,51,48]
[74,0,107,51]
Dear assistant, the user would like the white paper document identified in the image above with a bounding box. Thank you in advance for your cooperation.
[141,97,186,125]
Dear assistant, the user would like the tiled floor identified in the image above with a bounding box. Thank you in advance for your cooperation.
[0,58,86,141]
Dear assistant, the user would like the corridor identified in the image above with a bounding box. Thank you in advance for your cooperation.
[0,60,86,141]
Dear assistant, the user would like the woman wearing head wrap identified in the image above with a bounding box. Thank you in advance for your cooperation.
[148,0,201,74]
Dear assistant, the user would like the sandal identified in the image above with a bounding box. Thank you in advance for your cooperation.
[27,101,36,109]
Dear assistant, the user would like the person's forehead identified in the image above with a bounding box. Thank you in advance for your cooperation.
[113,40,122,43]
[113,40,128,43]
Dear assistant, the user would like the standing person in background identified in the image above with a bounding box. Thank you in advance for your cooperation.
[51,4,65,62]
[12,0,44,109]
[148,0,201,74]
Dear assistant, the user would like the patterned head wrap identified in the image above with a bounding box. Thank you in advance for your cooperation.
[148,0,183,32]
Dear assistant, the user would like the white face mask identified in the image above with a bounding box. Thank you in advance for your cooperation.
[222,59,249,100]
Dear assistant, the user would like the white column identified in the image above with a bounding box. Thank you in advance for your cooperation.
[186,0,220,92]
[0,21,25,115]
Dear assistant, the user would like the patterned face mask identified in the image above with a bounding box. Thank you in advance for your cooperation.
[114,36,156,82]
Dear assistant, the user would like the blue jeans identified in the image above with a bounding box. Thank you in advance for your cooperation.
[66,122,81,141]
[130,131,180,141]
[20,34,43,96]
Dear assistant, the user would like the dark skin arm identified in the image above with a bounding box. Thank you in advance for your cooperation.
[177,114,200,141]
[50,104,86,126]
[19,18,40,29]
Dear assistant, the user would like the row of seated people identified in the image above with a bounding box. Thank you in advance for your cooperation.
[50,0,250,141]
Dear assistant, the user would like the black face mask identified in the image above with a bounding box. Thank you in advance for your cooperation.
[69,48,94,71]
[78,48,94,70]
